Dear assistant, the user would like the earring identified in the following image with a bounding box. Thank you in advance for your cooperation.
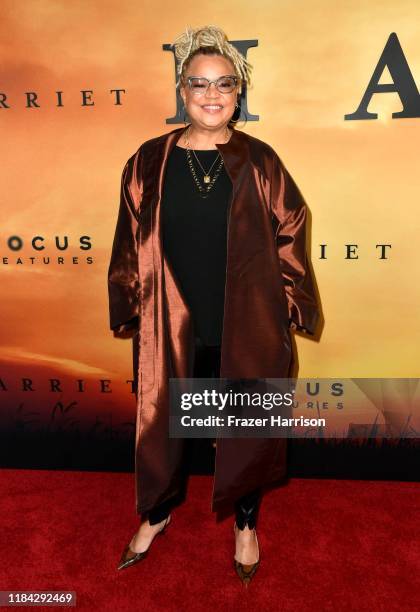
[182,107,188,126]
[230,102,241,124]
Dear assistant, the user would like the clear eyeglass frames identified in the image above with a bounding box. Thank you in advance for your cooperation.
[186,75,239,95]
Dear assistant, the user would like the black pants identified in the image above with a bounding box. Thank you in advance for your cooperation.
[143,337,262,529]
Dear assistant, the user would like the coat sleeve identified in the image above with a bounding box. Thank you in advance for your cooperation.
[270,151,320,335]
[107,149,143,336]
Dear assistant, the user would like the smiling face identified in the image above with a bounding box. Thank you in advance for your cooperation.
[180,53,239,132]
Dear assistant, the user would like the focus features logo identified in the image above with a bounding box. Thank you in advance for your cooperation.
[1,235,93,266]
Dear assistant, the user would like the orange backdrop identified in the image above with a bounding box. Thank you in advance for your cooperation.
[1,1,419,439]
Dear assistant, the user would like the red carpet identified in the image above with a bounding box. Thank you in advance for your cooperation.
[1,469,419,611]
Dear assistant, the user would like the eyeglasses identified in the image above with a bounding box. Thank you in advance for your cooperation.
[185,75,239,95]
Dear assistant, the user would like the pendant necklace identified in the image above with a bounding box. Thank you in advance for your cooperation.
[183,125,230,199]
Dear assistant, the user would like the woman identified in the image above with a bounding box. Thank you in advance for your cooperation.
[108,24,320,585]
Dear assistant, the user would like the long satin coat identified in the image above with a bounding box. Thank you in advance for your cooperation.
[107,124,320,515]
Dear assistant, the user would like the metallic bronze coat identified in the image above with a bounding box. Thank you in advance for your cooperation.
[108,124,320,514]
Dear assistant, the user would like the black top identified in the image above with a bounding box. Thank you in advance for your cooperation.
[161,145,233,346]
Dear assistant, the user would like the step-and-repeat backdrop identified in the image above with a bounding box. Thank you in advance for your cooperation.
[1,1,419,478]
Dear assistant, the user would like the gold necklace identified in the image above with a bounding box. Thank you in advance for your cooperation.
[184,126,228,180]
[183,126,229,198]
[185,150,224,199]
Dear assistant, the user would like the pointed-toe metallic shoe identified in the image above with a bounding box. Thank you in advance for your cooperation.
[233,523,260,586]
[117,514,171,571]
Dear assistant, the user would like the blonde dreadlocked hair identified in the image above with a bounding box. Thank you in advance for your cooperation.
[171,24,253,96]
